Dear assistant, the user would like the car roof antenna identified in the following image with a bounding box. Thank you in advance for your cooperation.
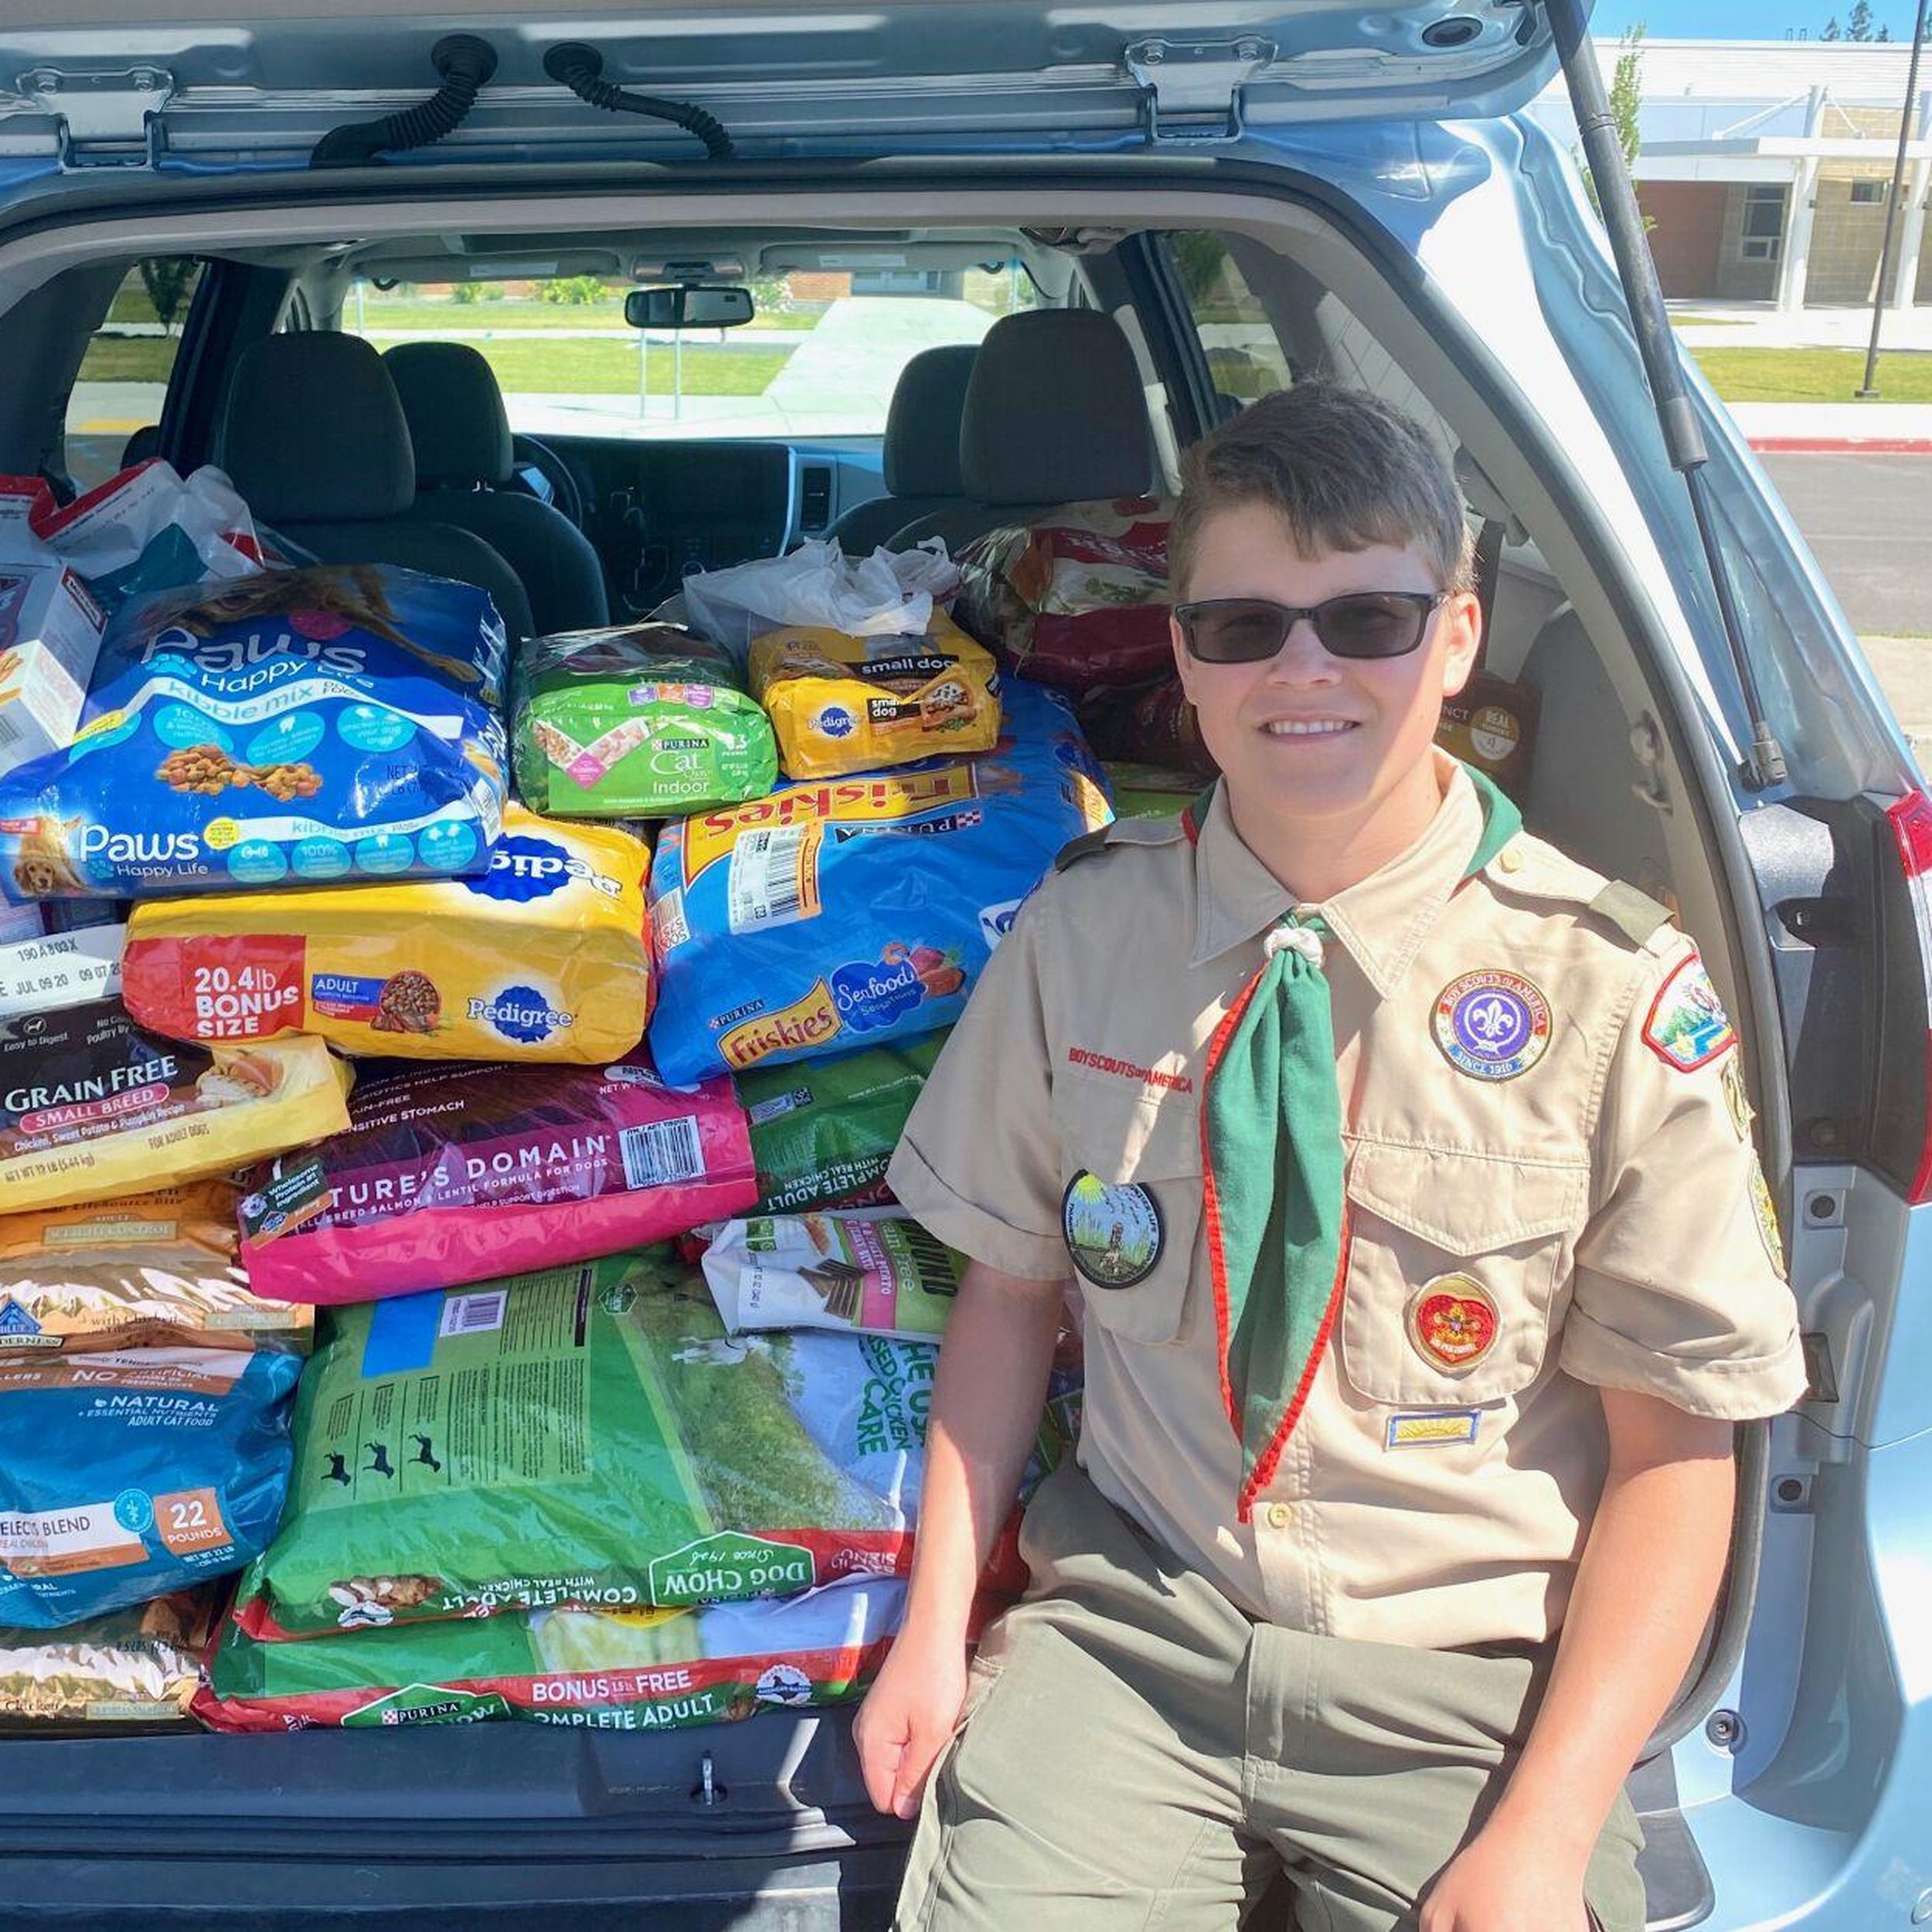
[1544,0,1787,793]
[543,43,735,160]
[309,35,498,170]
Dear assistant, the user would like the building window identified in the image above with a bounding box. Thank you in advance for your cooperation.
[1849,180,1887,205]
[1740,185,1785,262]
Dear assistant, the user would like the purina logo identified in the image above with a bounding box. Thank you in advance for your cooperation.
[461,834,621,904]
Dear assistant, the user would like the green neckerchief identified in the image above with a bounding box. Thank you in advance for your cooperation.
[1193,765,1522,1520]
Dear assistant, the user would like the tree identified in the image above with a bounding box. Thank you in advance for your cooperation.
[1580,26,1650,225]
[138,257,196,333]
[1878,22,1893,36]
[1848,0,1877,36]
[1822,15,1842,36]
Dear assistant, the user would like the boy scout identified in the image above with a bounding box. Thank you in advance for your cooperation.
[857,383,1805,1932]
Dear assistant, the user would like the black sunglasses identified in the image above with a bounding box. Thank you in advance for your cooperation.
[1174,592,1445,664]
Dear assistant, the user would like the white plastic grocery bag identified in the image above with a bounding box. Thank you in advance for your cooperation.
[679,538,959,658]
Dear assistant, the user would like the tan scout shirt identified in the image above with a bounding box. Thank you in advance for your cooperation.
[887,753,1808,1651]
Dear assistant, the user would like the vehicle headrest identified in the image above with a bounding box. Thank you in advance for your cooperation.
[384,342,515,489]
[959,310,1155,507]
[216,332,415,524]
[883,344,978,499]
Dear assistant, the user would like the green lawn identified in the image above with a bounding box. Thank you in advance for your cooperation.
[77,337,176,382]
[1689,346,1932,403]
[471,339,794,396]
[354,298,821,334]
[76,334,795,397]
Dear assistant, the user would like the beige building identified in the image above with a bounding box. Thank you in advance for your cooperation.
[1530,40,1931,309]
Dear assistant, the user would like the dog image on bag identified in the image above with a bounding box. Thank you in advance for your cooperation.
[9,815,82,899]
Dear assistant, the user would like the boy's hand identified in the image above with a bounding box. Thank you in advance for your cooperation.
[1419,1820,1593,1932]
[853,1627,969,1820]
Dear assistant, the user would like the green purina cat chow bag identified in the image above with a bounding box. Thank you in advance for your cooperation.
[231,1248,971,1641]
[512,623,777,818]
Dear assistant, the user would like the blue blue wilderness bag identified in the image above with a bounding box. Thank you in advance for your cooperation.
[0,1347,299,1629]
[0,563,507,900]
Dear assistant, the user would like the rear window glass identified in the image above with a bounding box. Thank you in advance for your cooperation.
[337,265,1043,443]
[64,259,202,491]
[1167,233,1293,411]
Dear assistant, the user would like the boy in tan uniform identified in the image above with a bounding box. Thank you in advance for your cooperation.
[858,384,1805,1931]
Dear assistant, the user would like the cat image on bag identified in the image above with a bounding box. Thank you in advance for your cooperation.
[10,816,83,899]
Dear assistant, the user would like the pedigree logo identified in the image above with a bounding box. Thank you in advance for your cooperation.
[682,767,979,882]
[719,981,843,1070]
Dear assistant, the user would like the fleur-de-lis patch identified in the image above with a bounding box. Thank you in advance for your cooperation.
[1433,971,1553,1081]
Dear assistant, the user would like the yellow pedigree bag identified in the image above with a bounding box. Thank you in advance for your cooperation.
[0,1181,311,1358]
[122,807,651,1063]
[0,1026,351,1215]
[749,611,1001,780]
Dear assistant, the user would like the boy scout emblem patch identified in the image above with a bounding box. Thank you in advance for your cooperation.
[1643,953,1739,1073]
[1433,971,1552,1081]
[1061,1172,1164,1288]
[1406,1274,1501,1372]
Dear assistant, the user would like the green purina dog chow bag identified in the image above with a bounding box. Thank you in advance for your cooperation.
[231,1248,981,1641]
[736,1035,944,1213]
[512,623,777,818]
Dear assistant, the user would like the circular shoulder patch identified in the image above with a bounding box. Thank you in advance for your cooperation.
[1433,971,1552,1081]
[1061,1172,1165,1289]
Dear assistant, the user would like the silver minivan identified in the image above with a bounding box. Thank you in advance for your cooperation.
[0,5,1925,1927]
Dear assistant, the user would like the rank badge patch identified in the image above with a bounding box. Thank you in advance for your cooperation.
[1406,1274,1501,1373]
[1433,971,1552,1081]
[1643,953,1739,1073]
[1062,1172,1164,1288]
[1722,1055,1753,1142]
[1385,1409,1482,1450]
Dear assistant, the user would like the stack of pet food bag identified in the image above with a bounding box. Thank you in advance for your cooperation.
[0,469,1100,1736]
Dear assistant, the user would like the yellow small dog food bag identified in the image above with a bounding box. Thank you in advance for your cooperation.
[749,612,1001,780]
[122,807,651,1063]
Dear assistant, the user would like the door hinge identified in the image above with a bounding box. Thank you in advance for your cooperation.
[19,66,174,170]
[1124,36,1274,145]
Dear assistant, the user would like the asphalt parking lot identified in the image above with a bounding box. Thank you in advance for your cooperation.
[1760,453,1932,640]
[1759,451,1932,747]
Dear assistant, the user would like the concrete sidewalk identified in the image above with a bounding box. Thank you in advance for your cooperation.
[1728,401,1932,454]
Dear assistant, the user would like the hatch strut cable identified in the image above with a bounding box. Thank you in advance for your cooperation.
[1545,0,1787,791]
[542,43,734,160]
[309,35,498,170]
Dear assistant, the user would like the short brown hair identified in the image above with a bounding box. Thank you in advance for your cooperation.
[1168,383,1473,600]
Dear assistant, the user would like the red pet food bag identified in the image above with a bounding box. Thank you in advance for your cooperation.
[236,1053,757,1304]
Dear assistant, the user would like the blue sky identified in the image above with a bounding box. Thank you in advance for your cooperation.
[1590,0,1918,33]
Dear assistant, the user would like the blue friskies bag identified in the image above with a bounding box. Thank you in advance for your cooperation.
[647,679,1112,1087]
[0,1346,300,1629]
[0,563,508,900]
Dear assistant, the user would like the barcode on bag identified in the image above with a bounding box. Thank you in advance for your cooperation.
[726,823,821,935]
[620,1116,706,1190]
[0,709,21,753]
[440,1290,508,1338]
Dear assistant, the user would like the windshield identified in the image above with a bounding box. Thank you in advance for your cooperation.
[337,265,1040,442]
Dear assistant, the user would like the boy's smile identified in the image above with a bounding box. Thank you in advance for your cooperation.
[1170,503,1482,900]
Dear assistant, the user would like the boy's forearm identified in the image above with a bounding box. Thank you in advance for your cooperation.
[1485,1390,1736,1865]
[901,1258,1067,1647]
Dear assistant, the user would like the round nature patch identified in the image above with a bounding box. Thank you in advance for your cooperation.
[1060,1172,1164,1289]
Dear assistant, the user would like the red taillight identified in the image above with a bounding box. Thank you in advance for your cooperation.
[1885,791,1932,1202]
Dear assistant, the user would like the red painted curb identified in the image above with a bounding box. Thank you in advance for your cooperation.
[1749,436,1932,454]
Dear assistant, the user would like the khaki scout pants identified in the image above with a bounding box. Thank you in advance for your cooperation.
[896,1463,1645,1932]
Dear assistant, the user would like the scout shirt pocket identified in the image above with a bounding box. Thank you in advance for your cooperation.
[1055,1079,1202,1346]
[1337,1141,1589,1406]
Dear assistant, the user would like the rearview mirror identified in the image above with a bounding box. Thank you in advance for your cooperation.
[625,284,754,331]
